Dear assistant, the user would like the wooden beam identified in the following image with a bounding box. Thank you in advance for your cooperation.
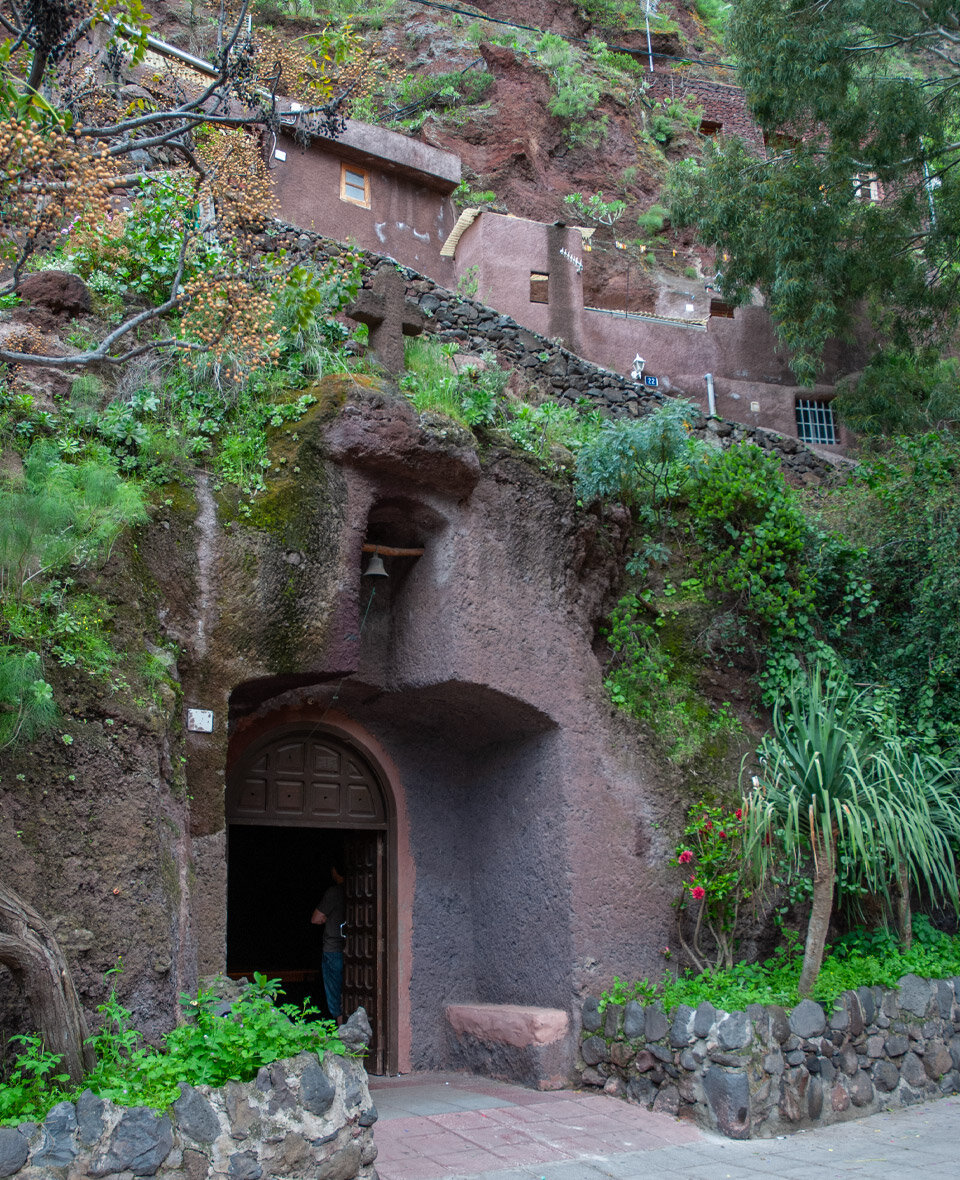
[362,543,425,557]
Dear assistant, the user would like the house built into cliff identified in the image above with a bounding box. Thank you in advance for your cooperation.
[268,115,853,451]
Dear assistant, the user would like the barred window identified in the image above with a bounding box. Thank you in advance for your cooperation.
[796,399,837,445]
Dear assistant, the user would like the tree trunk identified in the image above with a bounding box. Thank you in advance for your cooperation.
[798,835,835,997]
[895,860,913,950]
[0,881,94,1082]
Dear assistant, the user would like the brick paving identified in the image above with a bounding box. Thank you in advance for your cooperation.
[368,1072,960,1179]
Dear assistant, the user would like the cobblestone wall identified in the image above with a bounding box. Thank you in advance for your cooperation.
[577,975,960,1139]
[0,1036,377,1179]
[263,224,843,486]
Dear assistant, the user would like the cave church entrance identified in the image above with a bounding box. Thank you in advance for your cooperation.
[225,727,389,1073]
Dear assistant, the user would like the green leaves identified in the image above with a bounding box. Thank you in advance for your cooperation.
[575,399,703,517]
[600,919,960,1015]
[742,663,960,990]
[0,969,346,1124]
[666,0,960,380]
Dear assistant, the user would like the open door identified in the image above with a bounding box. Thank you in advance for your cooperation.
[226,726,392,1072]
[343,832,386,1073]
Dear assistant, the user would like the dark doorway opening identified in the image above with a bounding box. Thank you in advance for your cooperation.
[225,724,392,1072]
[227,824,337,1016]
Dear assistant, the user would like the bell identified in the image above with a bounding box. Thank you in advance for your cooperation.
[363,553,388,578]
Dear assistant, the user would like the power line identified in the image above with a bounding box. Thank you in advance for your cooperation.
[405,0,740,72]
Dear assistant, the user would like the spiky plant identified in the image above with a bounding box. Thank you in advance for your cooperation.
[743,665,960,996]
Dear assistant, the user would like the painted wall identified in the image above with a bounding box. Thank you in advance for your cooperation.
[455,211,586,350]
[454,213,857,450]
[270,130,458,283]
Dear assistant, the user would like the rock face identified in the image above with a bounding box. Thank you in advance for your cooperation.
[0,1051,375,1180]
[17,270,91,318]
[0,261,831,1089]
[577,976,960,1139]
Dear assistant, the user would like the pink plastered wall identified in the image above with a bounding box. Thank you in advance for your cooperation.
[270,132,458,283]
[455,212,586,350]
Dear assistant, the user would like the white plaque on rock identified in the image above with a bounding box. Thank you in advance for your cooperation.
[187,709,214,733]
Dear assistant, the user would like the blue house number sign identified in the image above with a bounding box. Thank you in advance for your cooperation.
[644,375,659,387]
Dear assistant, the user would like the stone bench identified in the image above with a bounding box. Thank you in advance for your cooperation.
[445,1003,573,1089]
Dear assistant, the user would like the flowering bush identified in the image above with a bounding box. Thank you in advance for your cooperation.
[674,802,749,971]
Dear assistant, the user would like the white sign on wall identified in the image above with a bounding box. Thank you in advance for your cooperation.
[187,709,214,733]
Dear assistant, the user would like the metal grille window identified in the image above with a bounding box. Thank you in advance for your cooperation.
[796,399,837,445]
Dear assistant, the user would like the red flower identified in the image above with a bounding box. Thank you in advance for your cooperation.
[735,808,743,820]
[719,831,726,839]
[689,874,696,882]
[691,885,706,901]
[678,850,694,864]
[703,820,713,830]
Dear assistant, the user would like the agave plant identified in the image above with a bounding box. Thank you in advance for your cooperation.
[743,665,960,995]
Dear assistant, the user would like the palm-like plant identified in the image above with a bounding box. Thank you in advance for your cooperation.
[743,666,960,996]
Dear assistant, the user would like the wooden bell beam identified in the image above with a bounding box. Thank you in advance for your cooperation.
[362,543,425,557]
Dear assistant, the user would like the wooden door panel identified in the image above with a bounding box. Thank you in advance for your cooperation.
[342,832,385,1073]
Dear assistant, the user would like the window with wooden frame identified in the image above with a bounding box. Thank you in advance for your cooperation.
[340,163,371,208]
[530,272,550,304]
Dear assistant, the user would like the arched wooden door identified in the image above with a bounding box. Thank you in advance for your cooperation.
[226,727,389,1072]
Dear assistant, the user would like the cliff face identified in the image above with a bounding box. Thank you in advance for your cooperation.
[139,0,729,308]
[0,375,699,1073]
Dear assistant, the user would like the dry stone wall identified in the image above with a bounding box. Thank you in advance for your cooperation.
[577,974,960,1139]
[0,1050,377,1180]
[262,223,841,485]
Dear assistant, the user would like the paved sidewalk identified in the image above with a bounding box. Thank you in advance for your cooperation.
[368,1072,960,1179]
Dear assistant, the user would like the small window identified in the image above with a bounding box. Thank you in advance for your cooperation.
[796,399,837,445]
[340,164,370,208]
[853,172,880,203]
[699,119,723,137]
[530,272,549,304]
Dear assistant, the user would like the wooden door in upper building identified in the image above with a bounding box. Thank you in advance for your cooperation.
[342,831,386,1074]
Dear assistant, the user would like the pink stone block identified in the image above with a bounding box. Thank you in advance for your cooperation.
[445,1003,569,1047]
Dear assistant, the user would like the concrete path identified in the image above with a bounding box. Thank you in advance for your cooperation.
[368,1072,960,1179]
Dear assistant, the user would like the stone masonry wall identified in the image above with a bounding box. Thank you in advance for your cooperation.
[647,72,765,151]
[577,974,960,1139]
[0,1049,377,1180]
[260,223,843,486]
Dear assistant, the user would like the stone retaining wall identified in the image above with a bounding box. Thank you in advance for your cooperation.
[577,974,960,1139]
[0,1050,377,1179]
[262,223,843,486]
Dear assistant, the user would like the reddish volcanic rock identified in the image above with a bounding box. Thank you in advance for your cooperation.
[18,270,91,319]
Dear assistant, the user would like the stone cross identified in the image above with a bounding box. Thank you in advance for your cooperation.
[346,267,425,374]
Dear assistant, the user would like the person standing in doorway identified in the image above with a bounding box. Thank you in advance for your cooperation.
[311,864,346,1022]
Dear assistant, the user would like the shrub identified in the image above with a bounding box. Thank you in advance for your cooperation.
[601,917,960,1014]
[822,432,960,746]
[674,803,748,971]
[0,973,345,1126]
[602,588,740,764]
[575,399,703,522]
[637,203,669,234]
[687,444,820,689]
